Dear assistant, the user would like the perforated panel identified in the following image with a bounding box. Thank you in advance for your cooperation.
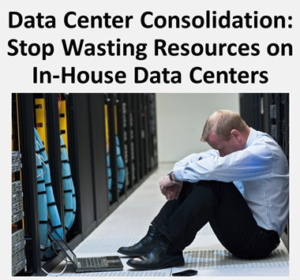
[57,270,169,277]
[183,249,289,269]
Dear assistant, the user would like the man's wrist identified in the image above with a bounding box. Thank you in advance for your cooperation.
[168,171,179,184]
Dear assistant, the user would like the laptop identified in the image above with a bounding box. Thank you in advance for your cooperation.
[48,229,123,273]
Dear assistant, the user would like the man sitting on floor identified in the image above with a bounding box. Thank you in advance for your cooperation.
[118,110,289,270]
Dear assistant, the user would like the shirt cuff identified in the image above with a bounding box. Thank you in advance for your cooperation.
[173,168,185,181]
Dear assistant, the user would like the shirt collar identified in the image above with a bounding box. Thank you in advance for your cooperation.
[245,128,258,149]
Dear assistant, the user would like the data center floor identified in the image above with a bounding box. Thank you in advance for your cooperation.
[50,163,289,277]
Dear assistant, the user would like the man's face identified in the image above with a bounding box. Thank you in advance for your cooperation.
[207,131,244,157]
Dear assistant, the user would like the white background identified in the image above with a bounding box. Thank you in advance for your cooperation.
[1,0,299,279]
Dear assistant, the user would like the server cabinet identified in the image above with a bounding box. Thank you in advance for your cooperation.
[137,94,146,178]
[114,93,158,194]
[45,94,65,232]
[69,94,94,236]
[148,94,158,169]
[262,94,289,162]
[240,93,289,156]
[120,94,136,191]
[239,93,264,131]
[14,94,43,276]
[132,94,143,181]
[106,94,121,206]
[67,94,109,238]
[116,94,131,194]
[88,94,110,222]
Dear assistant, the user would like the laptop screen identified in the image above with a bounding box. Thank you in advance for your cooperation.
[48,231,77,265]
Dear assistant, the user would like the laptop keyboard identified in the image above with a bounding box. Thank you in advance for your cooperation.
[77,257,107,268]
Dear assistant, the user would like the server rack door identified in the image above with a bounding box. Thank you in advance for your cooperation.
[143,94,150,174]
[116,94,130,194]
[282,94,289,161]
[152,94,158,168]
[88,94,109,221]
[133,94,144,180]
[45,94,65,232]
[114,94,126,199]
[131,94,141,183]
[139,94,147,177]
[67,94,96,238]
[148,93,158,169]
[262,94,271,135]
[124,94,135,189]
[239,93,263,131]
[107,94,119,204]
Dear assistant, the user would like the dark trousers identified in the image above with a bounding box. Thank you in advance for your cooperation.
[152,181,280,259]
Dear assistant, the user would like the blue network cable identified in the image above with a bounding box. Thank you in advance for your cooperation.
[116,135,125,193]
[35,138,48,254]
[107,147,112,202]
[60,134,76,232]
[34,128,76,259]
[107,136,125,202]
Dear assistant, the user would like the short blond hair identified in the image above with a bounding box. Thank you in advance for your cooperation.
[201,110,248,141]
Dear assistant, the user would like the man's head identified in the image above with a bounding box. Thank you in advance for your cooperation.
[201,110,250,157]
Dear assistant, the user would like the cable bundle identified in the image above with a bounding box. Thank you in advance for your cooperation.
[34,128,76,259]
[34,128,63,259]
[60,134,76,232]
[107,147,112,202]
[116,135,125,193]
[35,138,48,253]
[107,136,125,202]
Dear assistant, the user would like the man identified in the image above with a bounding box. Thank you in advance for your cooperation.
[118,110,289,270]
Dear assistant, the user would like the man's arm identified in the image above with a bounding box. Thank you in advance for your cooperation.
[173,149,219,170]
[173,142,275,183]
[159,150,217,200]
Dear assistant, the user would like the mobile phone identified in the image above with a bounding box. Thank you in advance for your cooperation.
[172,269,198,277]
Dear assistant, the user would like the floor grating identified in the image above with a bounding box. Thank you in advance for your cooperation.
[56,270,170,277]
[183,248,289,270]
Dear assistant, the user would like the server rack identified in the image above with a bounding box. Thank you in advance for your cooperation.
[239,93,264,131]
[240,93,289,251]
[11,93,158,276]
[45,94,66,233]
[12,95,27,276]
[106,94,121,207]
[137,94,146,178]
[13,94,43,276]
[146,93,158,169]
[116,94,130,194]
[118,94,136,191]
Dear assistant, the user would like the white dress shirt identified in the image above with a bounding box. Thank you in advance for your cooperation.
[172,128,289,236]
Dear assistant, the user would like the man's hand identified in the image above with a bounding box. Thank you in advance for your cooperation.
[159,175,173,193]
[159,176,183,200]
[164,184,183,200]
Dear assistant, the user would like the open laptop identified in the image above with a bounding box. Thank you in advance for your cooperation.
[48,229,123,273]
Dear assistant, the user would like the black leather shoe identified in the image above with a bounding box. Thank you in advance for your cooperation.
[126,238,185,270]
[117,226,160,257]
